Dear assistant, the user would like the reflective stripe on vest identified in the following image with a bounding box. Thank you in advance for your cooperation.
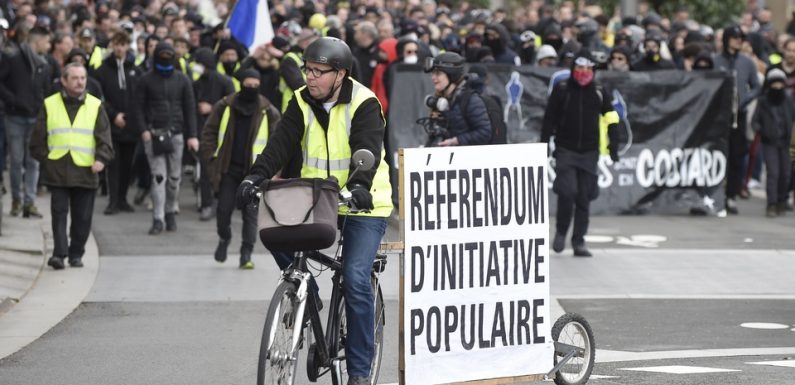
[89,46,105,70]
[279,52,306,112]
[217,62,241,91]
[44,93,102,166]
[214,105,269,164]
[294,79,393,217]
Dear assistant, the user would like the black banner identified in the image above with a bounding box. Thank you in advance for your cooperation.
[387,64,733,215]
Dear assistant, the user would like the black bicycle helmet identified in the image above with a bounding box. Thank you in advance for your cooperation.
[302,36,353,72]
[424,52,465,83]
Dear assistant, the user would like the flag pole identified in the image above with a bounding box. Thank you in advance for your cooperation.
[215,0,239,54]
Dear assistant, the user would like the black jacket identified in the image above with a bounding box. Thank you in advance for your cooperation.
[240,57,282,108]
[541,80,614,153]
[753,92,795,147]
[95,53,142,142]
[441,86,492,146]
[132,69,197,138]
[352,41,380,88]
[0,42,52,117]
[248,78,385,189]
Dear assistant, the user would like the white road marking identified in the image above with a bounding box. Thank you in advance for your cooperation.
[746,360,795,368]
[590,374,621,379]
[619,365,740,374]
[740,322,790,330]
[597,347,795,363]
[584,235,614,243]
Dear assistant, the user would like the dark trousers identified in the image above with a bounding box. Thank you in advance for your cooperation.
[132,140,151,190]
[762,143,791,205]
[726,122,749,199]
[51,187,96,260]
[107,140,136,207]
[216,173,257,252]
[554,149,598,247]
[198,155,214,209]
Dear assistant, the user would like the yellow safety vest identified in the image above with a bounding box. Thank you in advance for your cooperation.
[217,61,241,91]
[44,93,102,167]
[599,110,620,155]
[214,104,269,164]
[89,46,105,70]
[279,52,306,112]
[294,79,393,217]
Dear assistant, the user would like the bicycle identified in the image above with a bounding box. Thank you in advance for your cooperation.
[252,151,387,385]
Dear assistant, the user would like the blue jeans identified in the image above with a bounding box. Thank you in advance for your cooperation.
[5,115,39,205]
[270,215,387,378]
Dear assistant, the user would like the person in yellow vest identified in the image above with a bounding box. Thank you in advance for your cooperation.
[216,40,242,91]
[77,27,106,71]
[200,69,279,269]
[236,37,392,385]
[30,63,114,270]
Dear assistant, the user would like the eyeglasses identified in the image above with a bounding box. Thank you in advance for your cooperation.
[302,65,337,78]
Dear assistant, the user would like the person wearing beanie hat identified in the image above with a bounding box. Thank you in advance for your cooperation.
[536,44,558,67]
[713,24,761,214]
[217,39,242,91]
[132,41,199,235]
[752,67,795,217]
[193,46,236,220]
[541,49,620,257]
[608,45,632,71]
[631,30,675,71]
[200,61,280,269]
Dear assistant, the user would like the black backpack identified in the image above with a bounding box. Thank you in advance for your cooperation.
[460,89,509,144]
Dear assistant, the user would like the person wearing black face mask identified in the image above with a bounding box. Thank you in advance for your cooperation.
[752,68,795,217]
[200,69,280,268]
[631,32,675,71]
[133,42,199,235]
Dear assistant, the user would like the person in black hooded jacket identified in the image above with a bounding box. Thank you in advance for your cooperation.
[133,42,199,235]
[541,50,619,257]
[192,46,235,220]
[95,31,141,214]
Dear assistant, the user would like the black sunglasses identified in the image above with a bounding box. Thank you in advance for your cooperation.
[301,65,337,78]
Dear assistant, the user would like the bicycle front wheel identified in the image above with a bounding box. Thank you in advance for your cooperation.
[331,276,385,385]
[257,281,304,385]
[551,312,595,385]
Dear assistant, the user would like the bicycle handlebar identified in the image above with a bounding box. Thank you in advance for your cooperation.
[250,185,369,214]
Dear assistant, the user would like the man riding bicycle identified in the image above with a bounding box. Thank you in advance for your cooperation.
[236,37,393,385]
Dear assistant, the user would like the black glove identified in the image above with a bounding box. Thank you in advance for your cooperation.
[236,175,264,209]
[609,146,619,162]
[349,184,374,211]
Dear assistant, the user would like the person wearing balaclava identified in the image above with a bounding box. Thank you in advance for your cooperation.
[216,40,242,91]
[200,69,280,269]
[132,42,199,235]
[192,46,235,220]
[631,31,675,71]
[483,23,520,65]
[713,24,761,214]
[752,68,795,217]
[541,50,620,257]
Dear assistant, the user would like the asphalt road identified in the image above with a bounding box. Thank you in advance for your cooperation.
[1,186,794,385]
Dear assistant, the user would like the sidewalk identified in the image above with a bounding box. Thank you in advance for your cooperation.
[0,187,100,359]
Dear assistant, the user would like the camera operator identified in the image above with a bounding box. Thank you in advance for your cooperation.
[423,52,492,147]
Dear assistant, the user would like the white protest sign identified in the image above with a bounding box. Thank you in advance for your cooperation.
[401,143,553,385]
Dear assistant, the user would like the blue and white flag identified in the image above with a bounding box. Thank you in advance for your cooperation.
[227,0,274,52]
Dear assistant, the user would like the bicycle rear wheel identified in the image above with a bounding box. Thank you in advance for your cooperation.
[257,281,304,385]
[330,276,385,385]
[551,312,595,385]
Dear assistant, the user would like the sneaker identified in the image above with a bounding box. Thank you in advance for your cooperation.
[68,258,84,268]
[347,376,370,385]
[766,204,778,218]
[199,206,214,221]
[552,233,565,253]
[240,250,254,269]
[118,202,135,212]
[104,205,119,215]
[573,245,593,257]
[10,200,21,217]
[48,256,65,270]
[725,198,738,215]
[133,187,149,205]
[148,219,164,235]
[23,204,43,218]
[165,212,177,231]
[748,179,762,189]
[214,239,229,263]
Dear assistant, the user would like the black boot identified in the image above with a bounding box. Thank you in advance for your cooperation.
[552,232,565,253]
[573,243,593,257]
[47,256,65,270]
[214,239,229,263]
[148,219,164,235]
[240,248,254,269]
[165,212,177,231]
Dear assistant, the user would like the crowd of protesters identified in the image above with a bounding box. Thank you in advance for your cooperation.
[1,0,794,266]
